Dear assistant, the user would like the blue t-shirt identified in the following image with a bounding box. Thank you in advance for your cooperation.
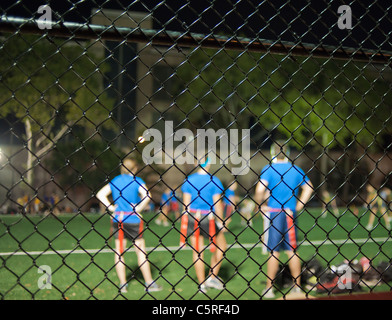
[223,188,235,205]
[181,173,223,212]
[161,190,178,206]
[110,174,146,223]
[260,162,309,211]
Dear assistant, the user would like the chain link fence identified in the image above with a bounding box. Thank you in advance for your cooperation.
[0,1,391,300]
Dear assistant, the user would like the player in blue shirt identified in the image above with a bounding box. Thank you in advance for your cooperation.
[181,157,227,293]
[255,141,313,298]
[156,188,181,226]
[97,157,162,293]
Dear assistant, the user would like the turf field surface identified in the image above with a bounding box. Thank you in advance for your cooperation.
[1,208,391,300]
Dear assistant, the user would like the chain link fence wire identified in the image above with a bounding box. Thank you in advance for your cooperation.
[0,0,391,300]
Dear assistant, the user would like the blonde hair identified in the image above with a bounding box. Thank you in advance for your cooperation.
[121,157,138,175]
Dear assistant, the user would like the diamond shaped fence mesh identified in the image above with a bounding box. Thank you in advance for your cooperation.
[0,0,391,300]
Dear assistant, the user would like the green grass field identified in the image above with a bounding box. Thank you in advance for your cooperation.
[1,208,391,300]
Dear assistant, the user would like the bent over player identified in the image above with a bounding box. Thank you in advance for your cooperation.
[97,157,162,293]
[255,141,313,298]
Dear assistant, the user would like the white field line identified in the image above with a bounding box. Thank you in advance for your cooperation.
[0,237,391,257]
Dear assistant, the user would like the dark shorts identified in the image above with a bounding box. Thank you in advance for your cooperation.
[113,222,143,241]
[265,210,297,252]
[186,214,222,239]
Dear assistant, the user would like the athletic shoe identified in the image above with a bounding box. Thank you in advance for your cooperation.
[292,286,301,293]
[205,276,224,290]
[119,283,128,293]
[199,284,208,294]
[290,286,303,295]
[145,281,163,292]
[262,287,275,299]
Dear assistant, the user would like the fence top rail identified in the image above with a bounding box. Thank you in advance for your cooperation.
[1,15,391,64]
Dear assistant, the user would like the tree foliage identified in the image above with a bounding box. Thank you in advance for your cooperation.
[175,48,392,151]
[0,34,115,186]
[46,137,125,192]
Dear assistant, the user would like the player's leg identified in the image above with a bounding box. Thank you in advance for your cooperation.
[366,205,377,230]
[134,238,154,283]
[156,204,169,226]
[382,213,391,229]
[265,251,280,294]
[283,211,302,290]
[191,234,206,286]
[114,238,127,291]
[205,230,227,290]
[161,204,169,226]
[134,237,163,291]
[263,211,284,297]
[380,204,391,229]
[245,202,253,225]
[261,211,270,255]
[210,232,226,276]
[223,204,233,229]
[286,250,301,289]
[331,198,339,216]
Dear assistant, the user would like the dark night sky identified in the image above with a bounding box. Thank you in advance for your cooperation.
[0,0,391,51]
